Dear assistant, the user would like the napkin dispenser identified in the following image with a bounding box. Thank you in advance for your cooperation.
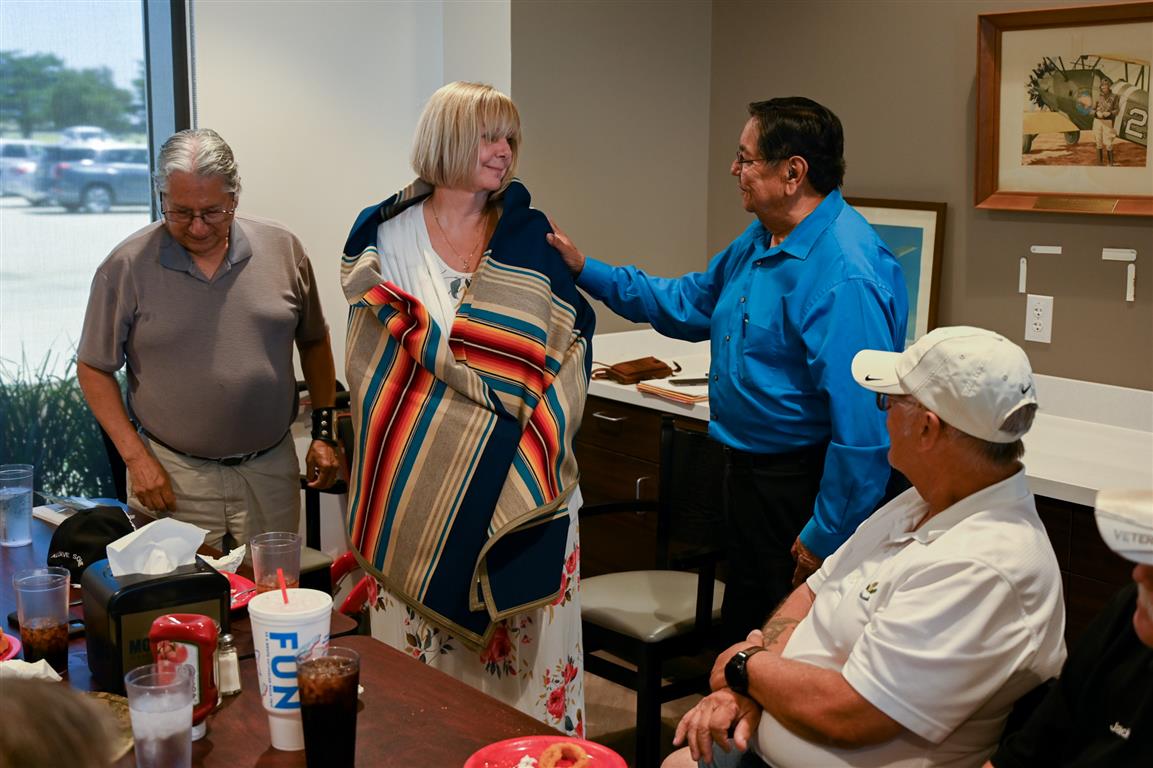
[81,556,230,693]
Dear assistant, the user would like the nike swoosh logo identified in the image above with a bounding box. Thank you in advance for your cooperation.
[865,375,883,382]
[1020,384,1032,394]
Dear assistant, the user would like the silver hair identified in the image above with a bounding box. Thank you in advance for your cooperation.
[944,403,1037,466]
[153,128,242,196]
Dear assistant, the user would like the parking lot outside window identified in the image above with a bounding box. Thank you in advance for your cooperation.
[0,0,188,499]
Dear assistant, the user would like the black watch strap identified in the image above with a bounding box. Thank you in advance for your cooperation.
[311,407,338,445]
[724,645,766,697]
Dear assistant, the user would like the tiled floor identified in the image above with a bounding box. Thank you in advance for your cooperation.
[583,671,701,768]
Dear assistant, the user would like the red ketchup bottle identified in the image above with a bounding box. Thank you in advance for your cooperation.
[149,613,220,741]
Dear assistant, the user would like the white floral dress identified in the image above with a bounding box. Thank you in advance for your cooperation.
[367,511,585,736]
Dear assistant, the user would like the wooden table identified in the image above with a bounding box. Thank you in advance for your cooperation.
[4,515,559,766]
[108,634,557,767]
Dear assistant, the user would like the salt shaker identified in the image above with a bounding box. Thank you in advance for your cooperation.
[217,632,241,695]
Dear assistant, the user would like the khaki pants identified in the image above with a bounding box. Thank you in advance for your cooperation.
[1093,118,1117,149]
[129,432,301,550]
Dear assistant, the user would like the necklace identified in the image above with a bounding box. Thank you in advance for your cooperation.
[430,200,486,271]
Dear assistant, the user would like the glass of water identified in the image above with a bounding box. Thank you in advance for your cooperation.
[124,662,194,768]
[0,464,33,547]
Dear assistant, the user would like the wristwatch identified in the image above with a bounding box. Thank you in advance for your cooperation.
[724,646,766,697]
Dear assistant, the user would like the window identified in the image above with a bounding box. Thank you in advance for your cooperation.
[0,0,187,498]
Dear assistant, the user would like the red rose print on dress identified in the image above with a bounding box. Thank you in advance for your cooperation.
[552,570,570,606]
[480,622,518,677]
[565,545,579,575]
[546,684,567,720]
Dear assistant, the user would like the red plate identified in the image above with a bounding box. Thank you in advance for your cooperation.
[0,633,22,662]
[224,571,257,611]
[464,736,626,768]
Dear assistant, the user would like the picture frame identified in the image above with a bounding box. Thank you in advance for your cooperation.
[976,3,1153,216]
[847,197,946,348]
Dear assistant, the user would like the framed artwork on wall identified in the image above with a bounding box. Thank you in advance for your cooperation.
[976,2,1152,216]
[847,198,946,348]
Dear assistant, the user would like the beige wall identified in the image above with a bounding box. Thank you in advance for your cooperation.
[709,0,1151,389]
[194,0,1151,389]
[510,0,713,335]
[193,0,512,379]
[513,0,1151,389]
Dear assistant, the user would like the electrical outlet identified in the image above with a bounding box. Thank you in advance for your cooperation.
[1024,294,1053,343]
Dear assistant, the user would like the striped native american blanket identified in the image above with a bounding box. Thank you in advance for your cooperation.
[340,179,596,648]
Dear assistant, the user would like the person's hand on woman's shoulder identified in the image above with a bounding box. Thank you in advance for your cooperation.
[545,217,585,276]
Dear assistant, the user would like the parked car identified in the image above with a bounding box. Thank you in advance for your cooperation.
[45,144,151,213]
[23,144,98,206]
[0,139,44,198]
[60,125,112,144]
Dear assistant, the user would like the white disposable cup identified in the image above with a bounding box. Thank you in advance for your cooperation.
[247,588,333,751]
[0,464,34,547]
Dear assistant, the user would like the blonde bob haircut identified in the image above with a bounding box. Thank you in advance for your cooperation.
[411,82,521,196]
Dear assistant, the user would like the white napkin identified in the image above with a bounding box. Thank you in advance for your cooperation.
[201,544,246,574]
[0,658,63,682]
[106,518,207,577]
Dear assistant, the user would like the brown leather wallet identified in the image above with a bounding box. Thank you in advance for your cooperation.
[591,356,681,385]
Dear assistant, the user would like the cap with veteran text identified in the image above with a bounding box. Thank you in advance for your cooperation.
[1094,489,1153,565]
[851,326,1037,443]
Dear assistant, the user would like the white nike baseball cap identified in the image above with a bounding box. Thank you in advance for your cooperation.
[1094,489,1153,565]
[851,326,1037,443]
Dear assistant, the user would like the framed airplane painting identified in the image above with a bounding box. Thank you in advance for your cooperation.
[976,2,1153,216]
[847,198,946,349]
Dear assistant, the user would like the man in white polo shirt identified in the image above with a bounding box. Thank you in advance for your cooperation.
[666,326,1067,768]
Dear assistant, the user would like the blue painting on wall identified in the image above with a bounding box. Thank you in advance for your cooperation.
[873,223,925,348]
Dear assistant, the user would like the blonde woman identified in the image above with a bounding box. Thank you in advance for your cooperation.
[341,82,594,734]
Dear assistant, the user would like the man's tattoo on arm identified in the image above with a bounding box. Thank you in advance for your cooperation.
[761,616,799,647]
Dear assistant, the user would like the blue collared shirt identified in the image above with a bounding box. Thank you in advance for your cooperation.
[577,190,908,556]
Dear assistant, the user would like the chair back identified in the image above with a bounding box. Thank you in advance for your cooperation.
[655,416,727,569]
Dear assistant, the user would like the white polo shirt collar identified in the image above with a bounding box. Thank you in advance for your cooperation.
[890,468,1030,546]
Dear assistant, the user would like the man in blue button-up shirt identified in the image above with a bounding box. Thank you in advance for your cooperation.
[549,97,908,641]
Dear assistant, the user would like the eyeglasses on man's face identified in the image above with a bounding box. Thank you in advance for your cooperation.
[162,206,235,225]
[734,151,767,172]
[876,393,925,412]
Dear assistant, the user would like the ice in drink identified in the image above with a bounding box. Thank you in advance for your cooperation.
[0,464,33,547]
[20,616,68,670]
[129,693,193,768]
[298,648,360,768]
[12,565,69,672]
[124,663,194,768]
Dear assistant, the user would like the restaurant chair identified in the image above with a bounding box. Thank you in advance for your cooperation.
[331,550,375,634]
[99,424,128,502]
[580,415,727,768]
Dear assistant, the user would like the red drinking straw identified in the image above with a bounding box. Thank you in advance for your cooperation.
[277,567,289,604]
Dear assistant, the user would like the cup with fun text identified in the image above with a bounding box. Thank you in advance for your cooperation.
[246,588,332,751]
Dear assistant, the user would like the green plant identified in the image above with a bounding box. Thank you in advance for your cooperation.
[0,351,116,498]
